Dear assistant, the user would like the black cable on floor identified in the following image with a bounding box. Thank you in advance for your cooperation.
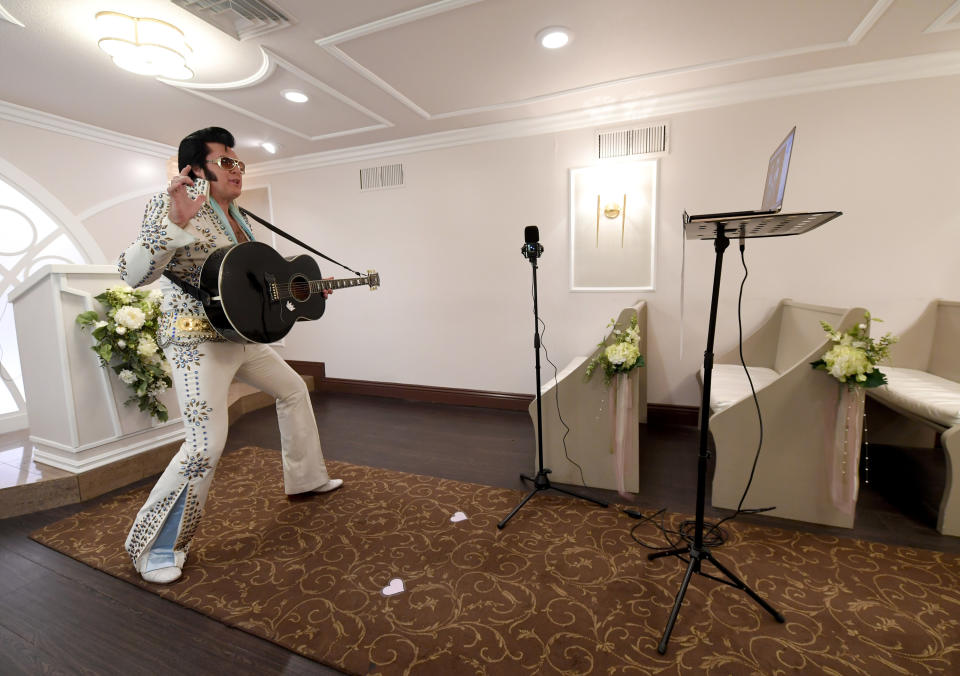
[621,241,773,550]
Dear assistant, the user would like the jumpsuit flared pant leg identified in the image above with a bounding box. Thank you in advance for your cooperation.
[124,341,329,573]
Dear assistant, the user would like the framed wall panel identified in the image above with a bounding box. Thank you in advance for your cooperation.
[569,161,657,291]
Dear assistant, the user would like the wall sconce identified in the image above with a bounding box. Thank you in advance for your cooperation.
[95,11,193,80]
[597,194,627,247]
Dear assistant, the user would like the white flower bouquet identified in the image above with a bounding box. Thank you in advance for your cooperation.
[811,312,897,389]
[76,284,173,421]
[585,316,644,385]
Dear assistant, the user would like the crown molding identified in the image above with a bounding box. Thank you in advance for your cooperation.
[76,188,158,222]
[0,3,24,27]
[315,0,892,122]
[314,0,485,46]
[246,50,960,177]
[157,47,274,89]
[925,0,960,33]
[0,100,175,159]
[3,49,959,178]
[160,47,392,140]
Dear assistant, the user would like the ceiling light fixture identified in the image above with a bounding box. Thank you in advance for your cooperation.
[261,142,277,154]
[282,89,309,103]
[537,26,572,49]
[95,11,193,80]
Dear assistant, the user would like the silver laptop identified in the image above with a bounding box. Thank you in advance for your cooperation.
[689,126,796,220]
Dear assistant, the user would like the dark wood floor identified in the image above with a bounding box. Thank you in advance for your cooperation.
[1,393,956,675]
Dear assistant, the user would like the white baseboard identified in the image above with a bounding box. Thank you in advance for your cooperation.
[32,424,185,473]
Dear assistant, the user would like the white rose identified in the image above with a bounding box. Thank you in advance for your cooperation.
[118,369,137,384]
[115,326,126,335]
[115,306,146,330]
[137,334,159,357]
[148,289,163,303]
[94,320,108,329]
[117,339,126,348]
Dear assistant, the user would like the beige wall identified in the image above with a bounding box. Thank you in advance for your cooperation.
[2,74,958,405]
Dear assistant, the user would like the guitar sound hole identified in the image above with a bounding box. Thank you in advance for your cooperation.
[290,276,310,302]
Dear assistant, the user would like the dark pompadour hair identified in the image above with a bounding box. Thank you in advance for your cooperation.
[178,127,235,180]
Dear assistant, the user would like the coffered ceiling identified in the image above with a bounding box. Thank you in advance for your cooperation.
[1,0,959,171]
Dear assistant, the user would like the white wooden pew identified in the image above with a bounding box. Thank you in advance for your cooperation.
[704,299,866,528]
[867,299,960,537]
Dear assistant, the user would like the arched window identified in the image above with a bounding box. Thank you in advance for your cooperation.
[0,175,93,433]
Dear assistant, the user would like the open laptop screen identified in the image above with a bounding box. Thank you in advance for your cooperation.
[760,126,796,212]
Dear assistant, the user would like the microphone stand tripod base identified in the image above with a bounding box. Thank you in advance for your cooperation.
[497,468,608,530]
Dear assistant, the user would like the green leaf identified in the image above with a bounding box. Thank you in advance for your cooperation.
[76,311,99,326]
[810,359,826,370]
[96,343,112,362]
[860,370,888,389]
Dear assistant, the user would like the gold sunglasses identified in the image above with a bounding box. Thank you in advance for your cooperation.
[206,156,246,174]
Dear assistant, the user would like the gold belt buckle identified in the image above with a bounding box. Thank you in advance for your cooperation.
[175,315,210,332]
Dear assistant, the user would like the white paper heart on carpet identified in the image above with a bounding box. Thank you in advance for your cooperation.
[381,578,404,596]
[450,511,467,522]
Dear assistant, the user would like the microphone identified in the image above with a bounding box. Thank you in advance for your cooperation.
[521,225,544,259]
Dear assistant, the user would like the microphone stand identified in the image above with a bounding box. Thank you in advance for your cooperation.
[498,237,608,530]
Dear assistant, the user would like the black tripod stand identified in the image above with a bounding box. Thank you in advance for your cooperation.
[649,207,840,654]
[647,226,782,652]
[498,227,608,530]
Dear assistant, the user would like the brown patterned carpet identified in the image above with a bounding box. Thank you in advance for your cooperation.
[30,446,960,675]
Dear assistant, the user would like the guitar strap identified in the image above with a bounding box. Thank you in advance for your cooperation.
[163,270,211,306]
[161,206,364,305]
[238,207,364,277]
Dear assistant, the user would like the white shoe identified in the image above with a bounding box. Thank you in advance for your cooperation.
[311,478,343,493]
[141,566,182,584]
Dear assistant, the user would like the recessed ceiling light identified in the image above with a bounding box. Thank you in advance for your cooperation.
[261,142,277,154]
[282,89,309,103]
[537,27,571,49]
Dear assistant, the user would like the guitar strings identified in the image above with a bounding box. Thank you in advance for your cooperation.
[272,279,370,301]
[272,281,369,292]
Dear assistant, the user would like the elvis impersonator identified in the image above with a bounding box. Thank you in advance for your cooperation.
[119,126,342,584]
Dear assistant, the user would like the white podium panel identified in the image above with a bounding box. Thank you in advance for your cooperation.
[9,265,183,473]
[533,302,647,493]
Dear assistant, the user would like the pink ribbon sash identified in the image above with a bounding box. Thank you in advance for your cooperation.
[826,386,864,515]
[610,375,634,500]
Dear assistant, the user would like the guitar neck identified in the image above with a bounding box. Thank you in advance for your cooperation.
[311,276,373,292]
[269,270,380,302]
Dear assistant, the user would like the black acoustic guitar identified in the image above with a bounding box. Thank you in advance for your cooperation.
[198,241,380,343]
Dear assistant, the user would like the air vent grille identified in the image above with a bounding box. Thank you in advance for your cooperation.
[171,0,292,40]
[360,163,404,191]
[597,123,669,159]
